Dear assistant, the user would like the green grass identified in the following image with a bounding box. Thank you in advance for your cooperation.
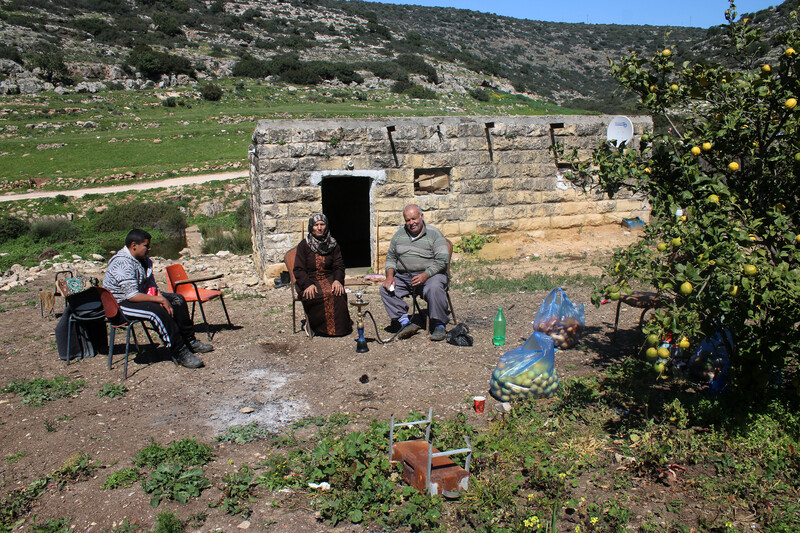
[453,269,600,293]
[0,81,587,190]
[97,383,128,399]
[2,376,85,407]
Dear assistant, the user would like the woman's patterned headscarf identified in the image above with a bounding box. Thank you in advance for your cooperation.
[306,213,338,256]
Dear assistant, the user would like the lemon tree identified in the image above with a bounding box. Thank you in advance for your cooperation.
[568,4,800,395]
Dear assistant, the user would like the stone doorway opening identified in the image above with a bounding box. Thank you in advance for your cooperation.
[321,175,371,268]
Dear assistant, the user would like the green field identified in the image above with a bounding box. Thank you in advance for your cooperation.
[0,80,589,191]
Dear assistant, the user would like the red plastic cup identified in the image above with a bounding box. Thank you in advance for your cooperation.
[473,396,485,414]
[147,287,157,296]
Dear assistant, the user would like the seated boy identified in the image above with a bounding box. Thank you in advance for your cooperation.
[103,228,213,369]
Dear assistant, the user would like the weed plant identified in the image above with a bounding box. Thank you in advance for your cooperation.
[100,467,141,490]
[151,512,184,533]
[453,232,495,254]
[2,376,85,406]
[97,383,128,398]
[453,269,599,293]
[133,437,213,469]
[29,517,70,533]
[142,463,211,507]
[214,422,272,444]
[217,466,255,518]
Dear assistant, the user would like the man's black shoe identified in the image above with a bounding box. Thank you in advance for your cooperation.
[396,322,421,339]
[189,339,214,353]
[172,346,204,369]
[430,325,447,342]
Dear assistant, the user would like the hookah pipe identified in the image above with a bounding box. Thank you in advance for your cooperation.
[350,289,413,351]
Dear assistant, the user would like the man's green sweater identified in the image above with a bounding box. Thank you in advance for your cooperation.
[385,223,449,277]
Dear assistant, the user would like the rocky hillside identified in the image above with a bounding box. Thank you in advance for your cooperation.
[0,0,797,110]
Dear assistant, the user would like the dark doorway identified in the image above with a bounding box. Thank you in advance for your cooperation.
[321,176,371,268]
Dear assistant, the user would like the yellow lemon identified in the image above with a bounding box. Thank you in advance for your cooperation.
[646,347,658,361]
[647,334,660,347]
[662,49,672,57]
[702,142,712,151]
[644,167,652,174]
[691,146,702,156]
[786,48,796,56]
[657,347,670,359]
[680,281,693,295]
[728,161,740,171]
[744,264,757,276]
[672,237,682,247]
[729,285,739,296]
[657,242,667,252]
[786,98,797,110]
[708,194,720,204]
[761,64,771,73]
[679,337,690,350]
[670,83,680,92]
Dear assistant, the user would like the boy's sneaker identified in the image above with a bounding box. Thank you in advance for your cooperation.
[430,325,447,341]
[396,322,421,339]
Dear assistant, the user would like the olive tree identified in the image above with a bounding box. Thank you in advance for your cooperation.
[567,4,799,395]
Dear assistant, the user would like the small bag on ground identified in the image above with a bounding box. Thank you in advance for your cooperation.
[446,323,473,346]
[489,332,559,402]
[532,287,585,349]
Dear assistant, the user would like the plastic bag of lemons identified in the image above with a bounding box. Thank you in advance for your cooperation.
[489,332,559,402]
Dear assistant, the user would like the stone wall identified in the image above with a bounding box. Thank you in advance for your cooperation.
[248,115,652,278]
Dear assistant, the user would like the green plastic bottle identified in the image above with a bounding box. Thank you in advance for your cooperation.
[493,307,506,346]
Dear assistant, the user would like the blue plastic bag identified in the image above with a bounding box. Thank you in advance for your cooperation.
[489,332,559,401]
[532,287,585,349]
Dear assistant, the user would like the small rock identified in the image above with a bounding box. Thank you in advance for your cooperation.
[71,254,82,260]
[216,250,231,257]
[92,254,105,261]
[236,520,250,529]
[239,407,254,413]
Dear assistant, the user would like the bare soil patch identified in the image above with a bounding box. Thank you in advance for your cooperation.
[0,226,646,531]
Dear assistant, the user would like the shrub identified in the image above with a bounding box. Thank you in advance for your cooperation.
[0,215,30,244]
[390,79,414,94]
[162,96,177,107]
[232,56,270,78]
[200,82,223,101]
[126,44,193,80]
[28,218,80,244]
[404,84,437,99]
[468,87,491,101]
[201,228,251,255]
[92,202,187,237]
[395,53,438,84]
[0,44,23,64]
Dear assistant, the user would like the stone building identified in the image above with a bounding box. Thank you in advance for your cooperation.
[248,115,651,278]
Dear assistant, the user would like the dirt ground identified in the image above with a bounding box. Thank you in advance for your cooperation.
[0,226,646,532]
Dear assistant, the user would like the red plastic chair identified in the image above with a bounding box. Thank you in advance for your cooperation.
[97,287,154,379]
[164,264,232,340]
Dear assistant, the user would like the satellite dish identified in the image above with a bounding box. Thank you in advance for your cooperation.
[606,116,634,148]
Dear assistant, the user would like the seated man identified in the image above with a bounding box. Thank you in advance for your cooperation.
[103,228,213,369]
[381,204,450,341]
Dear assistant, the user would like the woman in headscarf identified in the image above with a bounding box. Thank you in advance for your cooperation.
[292,213,353,336]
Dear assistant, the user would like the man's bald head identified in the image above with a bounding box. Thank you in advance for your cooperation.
[403,204,424,237]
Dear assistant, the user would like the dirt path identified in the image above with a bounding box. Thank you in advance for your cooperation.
[0,170,248,202]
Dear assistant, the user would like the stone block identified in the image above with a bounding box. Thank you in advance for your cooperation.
[553,201,594,217]
[458,221,477,235]
[492,177,515,191]
[267,263,288,278]
[542,189,577,203]
[516,217,552,231]
[549,214,587,229]
[477,219,517,233]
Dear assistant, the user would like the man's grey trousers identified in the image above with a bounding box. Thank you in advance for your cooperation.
[380,272,450,327]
